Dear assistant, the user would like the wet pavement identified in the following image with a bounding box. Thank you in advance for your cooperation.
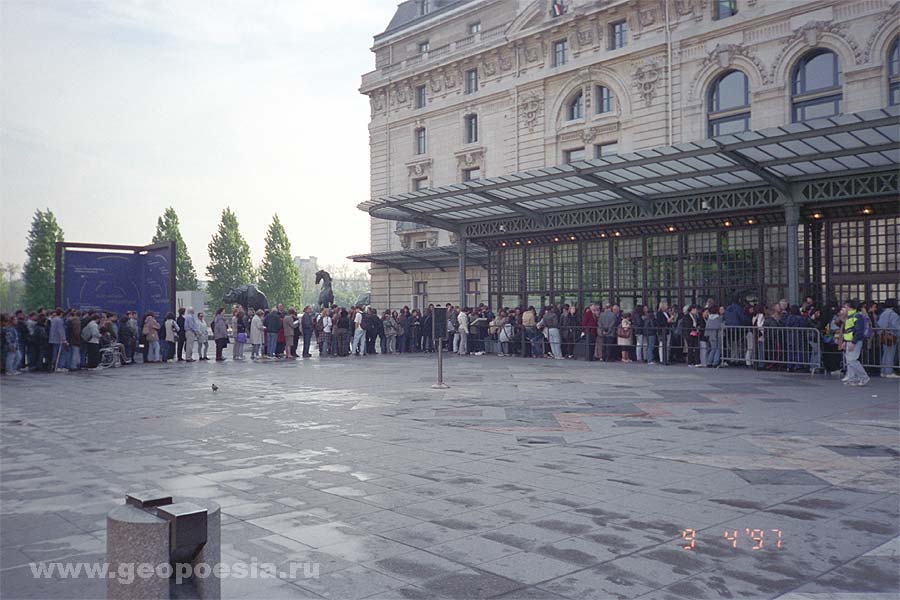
[1,354,898,599]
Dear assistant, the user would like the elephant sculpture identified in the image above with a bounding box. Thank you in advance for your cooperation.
[222,284,269,312]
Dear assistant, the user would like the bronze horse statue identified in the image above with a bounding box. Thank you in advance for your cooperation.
[315,270,334,308]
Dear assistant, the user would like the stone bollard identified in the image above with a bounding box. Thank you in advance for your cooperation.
[107,492,221,600]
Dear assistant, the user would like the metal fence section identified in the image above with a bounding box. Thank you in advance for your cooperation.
[720,325,822,373]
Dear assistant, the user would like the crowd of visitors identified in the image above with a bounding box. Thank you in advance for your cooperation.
[2,296,897,386]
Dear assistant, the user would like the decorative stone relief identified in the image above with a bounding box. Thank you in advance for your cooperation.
[480,59,497,78]
[632,60,663,107]
[390,83,412,108]
[427,232,439,248]
[575,26,594,50]
[455,147,485,169]
[428,74,443,94]
[632,0,663,40]
[370,91,386,115]
[863,3,900,63]
[581,127,597,144]
[769,20,864,82]
[518,91,544,132]
[499,51,515,72]
[406,158,432,179]
[702,43,771,85]
[400,237,411,250]
[444,69,459,90]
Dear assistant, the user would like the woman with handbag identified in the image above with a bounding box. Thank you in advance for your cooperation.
[232,308,247,360]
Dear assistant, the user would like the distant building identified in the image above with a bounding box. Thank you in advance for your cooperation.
[294,256,319,306]
[352,0,899,311]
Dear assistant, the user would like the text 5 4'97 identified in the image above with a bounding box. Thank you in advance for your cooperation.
[681,528,783,551]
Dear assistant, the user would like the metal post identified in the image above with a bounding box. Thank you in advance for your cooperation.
[432,306,449,389]
[786,200,800,306]
[458,235,467,308]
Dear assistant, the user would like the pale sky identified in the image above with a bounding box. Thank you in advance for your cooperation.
[0,0,398,276]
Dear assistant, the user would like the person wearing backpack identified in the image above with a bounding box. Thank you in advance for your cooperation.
[841,299,871,387]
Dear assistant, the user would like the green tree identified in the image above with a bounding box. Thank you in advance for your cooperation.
[152,207,198,290]
[206,208,254,306]
[23,209,64,310]
[0,263,25,312]
[258,214,302,307]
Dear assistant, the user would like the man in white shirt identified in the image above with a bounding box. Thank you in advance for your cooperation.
[457,308,469,356]
[352,307,367,356]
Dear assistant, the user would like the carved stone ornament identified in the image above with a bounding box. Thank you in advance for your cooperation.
[481,59,497,77]
[769,21,863,81]
[633,60,662,107]
[427,232,439,248]
[400,236,411,250]
[864,3,900,63]
[525,45,541,63]
[370,91,386,115]
[455,147,484,168]
[581,127,597,144]
[576,27,594,49]
[499,52,514,72]
[518,91,544,132]
[444,69,459,89]
[429,74,443,94]
[406,158,432,178]
[673,0,698,17]
[702,43,771,85]
[391,84,412,108]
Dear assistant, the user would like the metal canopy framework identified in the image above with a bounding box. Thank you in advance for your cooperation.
[358,108,900,234]
[350,243,488,273]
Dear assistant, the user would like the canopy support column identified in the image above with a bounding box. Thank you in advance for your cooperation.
[458,236,467,308]
[785,198,800,306]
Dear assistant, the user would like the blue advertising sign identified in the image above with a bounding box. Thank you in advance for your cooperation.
[61,246,174,317]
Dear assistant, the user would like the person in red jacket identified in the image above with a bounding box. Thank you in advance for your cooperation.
[582,304,599,362]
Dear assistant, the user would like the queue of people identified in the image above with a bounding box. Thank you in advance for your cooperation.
[2,297,898,385]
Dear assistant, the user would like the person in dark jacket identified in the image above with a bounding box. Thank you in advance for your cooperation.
[561,305,579,359]
[422,307,434,353]
[581,304,599,361]
[301,306,315,358]
[335,309,350,357]
[176,307,187,361]
[263,308,282,358]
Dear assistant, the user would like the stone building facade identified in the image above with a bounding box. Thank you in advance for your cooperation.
[356,0,899,310]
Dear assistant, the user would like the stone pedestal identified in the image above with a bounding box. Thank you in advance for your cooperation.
[107,505,169,600]
[107,497,221,600]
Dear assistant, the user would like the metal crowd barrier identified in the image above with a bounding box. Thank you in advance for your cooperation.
[719,325,822,373]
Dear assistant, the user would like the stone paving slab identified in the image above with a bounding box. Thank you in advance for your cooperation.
[1,354,898,599]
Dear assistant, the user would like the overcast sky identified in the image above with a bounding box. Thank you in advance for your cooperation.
[1,0,397,276]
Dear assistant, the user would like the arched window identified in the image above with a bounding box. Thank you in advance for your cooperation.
[567,91,584,121]
[707,70,750,137]
[889,37,899,106]
[595,86,615,114]
[791,49,842,122]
